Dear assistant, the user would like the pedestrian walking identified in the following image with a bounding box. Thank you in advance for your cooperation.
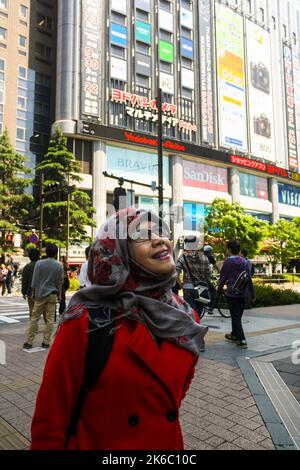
[241,249,255,309]
[78,245,91,289]
[30,208,206,450]
[5,265,13,296]
[21,248,40,320]
[176,236,211,350]
[0,264,8,296]
[23,243,64,350]
[59,256,70,315]
[217,240,256,349]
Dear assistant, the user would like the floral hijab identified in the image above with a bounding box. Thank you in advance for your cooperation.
[61,208,207,355]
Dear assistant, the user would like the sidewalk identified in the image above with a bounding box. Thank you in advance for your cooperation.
[0,305,300,450]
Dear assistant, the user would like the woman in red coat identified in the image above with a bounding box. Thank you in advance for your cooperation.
[31,208,206,450]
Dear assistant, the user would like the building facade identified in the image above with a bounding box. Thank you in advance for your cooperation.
[0,0,56,171]
[50,0,300,241]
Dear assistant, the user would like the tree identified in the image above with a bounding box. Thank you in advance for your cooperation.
[36,126,95,247]
[261,219,300,270]
[0,128,33,256]
[205,198,269,258]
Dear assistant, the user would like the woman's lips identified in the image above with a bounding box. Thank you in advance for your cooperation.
[152,249,171,260]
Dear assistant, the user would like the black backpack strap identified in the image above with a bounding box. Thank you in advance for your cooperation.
[65,307,115,448]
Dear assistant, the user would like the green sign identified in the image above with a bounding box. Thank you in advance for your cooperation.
[159,40,174,63]
[136,20,151,44]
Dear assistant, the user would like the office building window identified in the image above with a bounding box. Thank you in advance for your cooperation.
[136,41,150,54]
[18,65,27,79]
[159,29,172,42]
[20,4,28,19]
[111,11,126,25]
[17,96,27,110]
[160,61,172,73]
[181,57,193,70]
[19,35,27,48]
[0,27,7,41]
[16,127,26,141]
[36,42,51,58]
[0,0,8,10]
[111,44,126,59]
[36,12,52,31]
[160,0,172,11]
[136,74,150,87]
[136,8,149,21]
[181,26,192,39]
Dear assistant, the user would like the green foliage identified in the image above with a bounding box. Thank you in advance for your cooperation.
[254,283,300,307]
[205,198,269,258]
[36,125,96,247]
[261,218,300,267]
[0,128,33,254]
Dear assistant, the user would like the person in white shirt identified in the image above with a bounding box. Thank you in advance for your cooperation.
[79,246,91,288]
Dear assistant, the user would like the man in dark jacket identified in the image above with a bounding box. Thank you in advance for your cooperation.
[22,249,40,319]
[217,240,255,349]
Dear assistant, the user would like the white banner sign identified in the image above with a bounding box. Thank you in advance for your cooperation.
[111,57,127,81]
[159,72,174,94]
[247,22,275,161]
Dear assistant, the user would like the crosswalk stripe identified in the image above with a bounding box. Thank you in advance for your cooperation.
[0,316,20,323]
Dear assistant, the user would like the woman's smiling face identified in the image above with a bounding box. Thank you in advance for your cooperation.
[129,220,175,275]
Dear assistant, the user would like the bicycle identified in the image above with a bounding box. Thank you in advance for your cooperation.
[198,276,231,319]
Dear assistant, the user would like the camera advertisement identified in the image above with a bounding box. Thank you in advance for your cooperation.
[216,4,248,153]
[246,22,275,162]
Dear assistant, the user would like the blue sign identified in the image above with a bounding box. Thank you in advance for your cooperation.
[183,202,205,232]
[111,23,127,47]
[181,37,194,59]
[278,183,300,207]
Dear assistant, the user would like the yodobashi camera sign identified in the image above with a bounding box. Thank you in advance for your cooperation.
[246,21,275,162]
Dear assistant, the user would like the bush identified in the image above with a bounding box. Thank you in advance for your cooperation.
[254,283,300,307]
[69,277,79,291]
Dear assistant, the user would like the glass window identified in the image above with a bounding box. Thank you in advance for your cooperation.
[16,127,26,140]
[0,58,4,72]
[0,27,7,41]
[160,61,172,73]
[111,11,126,25]
[20,4,28,19]
[17,96,26,110]
[181,26,192,39]
[111,44,126,59]
[159,29,172,42]
[19,35,27,48]
[136,74,149,87]
[136,8,149,22]
[239,173,268,199]
[159,0,172,12]
[18,65,27,79]
[0,0,8,10]
[36,12,52,30]
[181,57,193,70]
[136,41,150,54]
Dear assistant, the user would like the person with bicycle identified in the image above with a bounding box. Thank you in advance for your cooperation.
[176,236,211,349]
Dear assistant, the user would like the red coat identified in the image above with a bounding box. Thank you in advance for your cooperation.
[31,309,198,450]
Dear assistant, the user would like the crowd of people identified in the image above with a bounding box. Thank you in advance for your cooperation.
[0,263,16,296]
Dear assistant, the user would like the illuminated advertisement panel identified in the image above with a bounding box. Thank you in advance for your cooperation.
[216,4,247,152]
[182,160,228,192]
[246,22,275,162]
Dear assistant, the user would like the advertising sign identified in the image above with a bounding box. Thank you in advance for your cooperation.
[216,4,247,151]
[278,183,300,207]
[159,40,174,63]
[199,0,214,145]
[139,197,170,224]
[81,0,101,117]
[111,23,127,47]
[181,8,193,29]
[111,0,126,14]
[239,172,268,199]
[159,9,173,32]
[181,37,194,59]
[246,22,275,161]
[135,20,151,44]
[135,0,151,12]
[283,43,299,171]
[183,202,205,232]
[183,160,228,192]
[107,146,169,185]
[159,72,174,95]
[181,67,194,90]
[110,57,127,81]
[135,53,151,76]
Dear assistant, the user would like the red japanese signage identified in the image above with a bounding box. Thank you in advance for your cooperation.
[124,131,186,152]
[230,155,289,178]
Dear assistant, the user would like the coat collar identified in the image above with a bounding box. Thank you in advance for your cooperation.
[126,320,195,403]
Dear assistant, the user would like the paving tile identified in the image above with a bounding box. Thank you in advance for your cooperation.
[259,438,276,450]
[229,424,268,444]
[224,403,258,420]
[205,436,225,448]
[0,433,29,450]
[217,442,243,450]
[226,413,262,431]
[232,437,265,450]
[184,434,212,450]
[205,424,239,442]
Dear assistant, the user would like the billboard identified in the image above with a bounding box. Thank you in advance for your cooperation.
[159,9,173,32]
[81,0,101,117]
[135,20,151,44]
[183,202,205,232]
[135,0,151,12]
[111,23,127,47]
[110,57,127,81]
[199,0,215,145]
[246,22,275,162]
[159,40,174,63]
[181,8,193,29]
[183,160,228,192]
[111,0,126,14]
[239,172,268,199]
[283,43,299,171]
[216,4,247,152]
[181,37,194,59]
[181,67,194,90]
[278,183,300,207]
[159,72,174,95]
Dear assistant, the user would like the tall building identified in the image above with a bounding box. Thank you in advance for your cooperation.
[0,0,56,170]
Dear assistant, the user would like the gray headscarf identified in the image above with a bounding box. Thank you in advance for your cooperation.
[61,208,207,355]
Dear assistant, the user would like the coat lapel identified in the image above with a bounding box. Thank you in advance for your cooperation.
[127,320,194,403]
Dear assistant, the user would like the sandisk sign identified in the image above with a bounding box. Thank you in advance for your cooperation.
[111,88,197,132]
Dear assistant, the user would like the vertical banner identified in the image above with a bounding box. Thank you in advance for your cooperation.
[247,22,275,161]
[81,0,101,117]
[199,0,214,145]
[216,4,247,152]
[283,43,299,171]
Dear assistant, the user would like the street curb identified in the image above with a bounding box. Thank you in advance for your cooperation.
[236,347,298,450]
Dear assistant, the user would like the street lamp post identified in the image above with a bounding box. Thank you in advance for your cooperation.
[156,87,164,222]
[66,174,70,262]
